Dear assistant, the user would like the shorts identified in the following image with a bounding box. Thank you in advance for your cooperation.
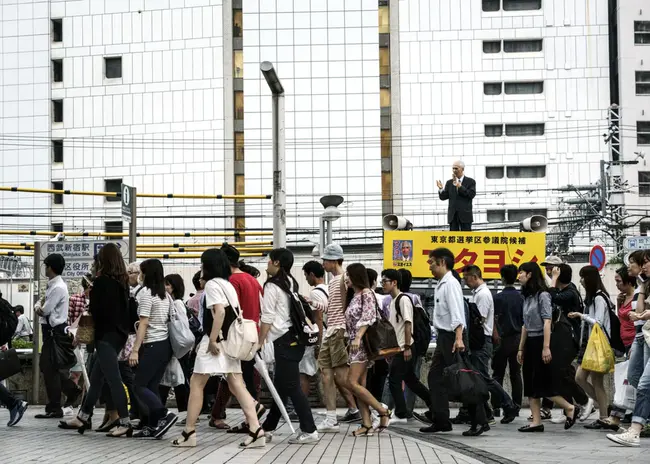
[318,329,348,370]
[299,346,318,376]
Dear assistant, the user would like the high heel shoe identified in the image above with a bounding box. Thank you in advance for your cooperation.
[96,419,120,433]
[58,417,91,431]
[171,429,197,447]
[106,425,133,438]
[77,417,93,435]
[239,427,265,449]
[376,409,393,433]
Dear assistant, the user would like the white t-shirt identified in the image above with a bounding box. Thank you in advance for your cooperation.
[389,293,414,350]
[136,287,170,343]
[204,278,241,337]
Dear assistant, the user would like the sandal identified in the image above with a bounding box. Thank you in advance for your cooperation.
[351,424,375,437]
[565,405,581,430]
[239,426,266,449]
[376,409,393,433]
[106,425,133,438]
[171,429,197,448]
[209,419,231,430]
[227,422,250,434]
[96,419,120,433]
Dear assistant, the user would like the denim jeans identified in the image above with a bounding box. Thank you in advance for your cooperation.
[134,338,172,427]
[632,337,650,425]
[628,336,650,389]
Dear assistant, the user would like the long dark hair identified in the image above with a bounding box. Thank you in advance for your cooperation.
[239,260,260,278]
[165,274,185,301]
[518,262,547,298]
[140,259,166,300]
[265,248,298,293]
[97,243,129,287]
[347,263,370,291]
[201,249,232,281]
[580,265,608,305]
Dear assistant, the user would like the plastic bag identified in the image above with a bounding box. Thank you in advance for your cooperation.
[581,324,615,374]
[613,360,636,411]
[160,357,185,387]
[261,341,275,365]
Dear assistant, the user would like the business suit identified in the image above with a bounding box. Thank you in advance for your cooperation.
[438,176,476,231]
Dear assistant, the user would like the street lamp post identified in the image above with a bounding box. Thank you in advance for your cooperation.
[260,61,286,248]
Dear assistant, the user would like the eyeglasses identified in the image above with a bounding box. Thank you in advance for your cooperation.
[380,279,392,284]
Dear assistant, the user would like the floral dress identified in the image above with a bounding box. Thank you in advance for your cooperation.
[345,290,378,364]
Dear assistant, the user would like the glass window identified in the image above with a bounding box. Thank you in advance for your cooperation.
[233,10,242,38]
[482,0,500,12]
[105,178,122,202]
[379,47,390,75]
[485,124,503,137]
[487,210,506,222]
[105,57,122,79]
[235,132,244,161]
[52,59,63,82]
[484,83,502,95]
[506,165,546,178]
[504,81,544,94]
[52,19,62,42]
[234,50,243,78]
[52,140,63,163]
[52,181,63,205]
[381,129,391,158]
[234,91,244,120]
[505,123,545,136]
[104,221,123,240]
[635,21,650,45]
[639,172,650,196]
[637,122,650,145]
[508,209,547,222]
[636,72,650,95]
[51,222,63,232]
[382,172,392,201]
[486,166,504,179]
[378,6,389,34]
[380,88,391,108]
[483,40,501,53]
[52,100,63,123]
[503,0,542,11]
[503,39,543,53]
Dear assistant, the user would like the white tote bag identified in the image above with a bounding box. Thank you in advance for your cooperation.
[613,360,636,412]
[168,298,195,359]
[213,280,259,361]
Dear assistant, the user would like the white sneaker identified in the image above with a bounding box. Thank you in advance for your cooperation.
[551,414,567,424]
[389,417,408,425]
[62,406,75,417]
[606,430,640,447]
[288,431,319,444]
[316,417,340,433]
[579,399,595,422]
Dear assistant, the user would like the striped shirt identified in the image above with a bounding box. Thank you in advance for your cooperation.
[325,275,346,338]
[136,287,170,343]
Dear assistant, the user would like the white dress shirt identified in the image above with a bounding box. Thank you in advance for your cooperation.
[472,282,494,336]
[433,271,466,332]
[39,275,69,327]
[260,280,293,343]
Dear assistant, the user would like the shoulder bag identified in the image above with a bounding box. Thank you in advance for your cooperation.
[214,280,259,361]
[362,295,401,360]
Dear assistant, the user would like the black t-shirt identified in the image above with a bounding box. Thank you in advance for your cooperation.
[493,287,524,337]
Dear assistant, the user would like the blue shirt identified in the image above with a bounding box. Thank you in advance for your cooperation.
[493,287,524,337]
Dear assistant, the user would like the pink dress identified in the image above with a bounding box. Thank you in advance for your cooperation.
[345,291,378,363]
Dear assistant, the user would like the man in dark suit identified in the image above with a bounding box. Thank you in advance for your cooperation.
[437,161,476,231]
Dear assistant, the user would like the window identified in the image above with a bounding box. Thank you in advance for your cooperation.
[52,181,63,205]
[504,81,543,94]
[507,165,546,178]
[485,124,503,137]
[104,221,123,240]
[51,222,64,233]
[381,129,391,158]
[487,210,506,223]
[508,209,547,222]
[233,10,242,38]
[638,122,650,145]
[639,172,650,196]
[636,72,650,95]
[382,172,392,201]
[503,0,542,11]
[505,123,545,136]
[52,59,63,82]
[504,39,543,53]
[483,40,501,54]
[484,83,502,95]
[380,88,391,108]
[486,166,504,179]
[52,19,62,42]
[635,21,650,45]
[641,221,650,235]
[105,57,122,79]
[235,132,244,161]
[234,50,243,78]
[482,0,500,12]
[52,140,63,163]
[378,5,390,34]
[379,47,390,75]
[234,91,244,119]
[104,178,122,202]
[52,99,63,123]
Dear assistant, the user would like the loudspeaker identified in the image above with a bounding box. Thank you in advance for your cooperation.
[382,215,413,231]
[520,215,548,232]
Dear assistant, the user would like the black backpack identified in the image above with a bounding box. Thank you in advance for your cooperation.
[467,300,486,351]
[0,298,18,346]
[596,291,625,355]
[282,283,319,346]
[395,293,431,356]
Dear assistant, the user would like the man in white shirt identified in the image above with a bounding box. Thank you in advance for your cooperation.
[420,248,466,433]
[13,306,32,340]
[463,265,518,435]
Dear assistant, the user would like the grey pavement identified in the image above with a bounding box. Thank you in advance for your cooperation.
[0,407,480,464]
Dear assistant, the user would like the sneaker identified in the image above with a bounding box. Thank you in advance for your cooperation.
[606,430,640,447]
[133,426,157,438]
[8,401,28,427]
[153,412,178,439]
[487,417,497,426]
[551,414,567,424]
[62,406,75,417]
[579,399,595,422]
[288,431,319,444]
[338,409,361,423]
[316,417,340,433]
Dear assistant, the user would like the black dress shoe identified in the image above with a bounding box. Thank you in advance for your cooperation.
[35,411,63,419]
[413,411,433,425]
[501,407,519,425]
[518,424,544,433]
[420,423,453,433]
[463,424,490,437]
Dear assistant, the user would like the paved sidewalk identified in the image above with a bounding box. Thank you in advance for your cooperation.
[0,408,480,464]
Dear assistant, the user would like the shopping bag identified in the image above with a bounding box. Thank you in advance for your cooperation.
[581,324,615,374]
[442,353,489,405]
[160,357,186,387]
[613,360,636,411]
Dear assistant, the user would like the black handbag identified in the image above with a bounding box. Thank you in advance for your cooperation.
[363,297,401,361]
[0,348,22,379]
[443,353,489,405]
[44,324,76,369]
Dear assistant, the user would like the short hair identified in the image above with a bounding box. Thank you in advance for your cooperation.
[629,250,645,266]
[192,270,202,291]
[14,305,24,314]
[220,243,240,267]
[429,248,455,271]
[500,264,518,285]
[558,263,573,285]
[302,260,325,278]
[398,268,413,292]
[165,273,185,300]
[616,266,637,287]
[44,253,65,275]
[454,160,465,168]
[367,268,378,287]
[463,265,482,279]
[126,262,140,274]
[381,269,401,287]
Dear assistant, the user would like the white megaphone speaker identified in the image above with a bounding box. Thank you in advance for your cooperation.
[520,215,548,232]
[382,215,413,231]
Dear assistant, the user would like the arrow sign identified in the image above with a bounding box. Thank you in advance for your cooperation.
[589,245,606,271]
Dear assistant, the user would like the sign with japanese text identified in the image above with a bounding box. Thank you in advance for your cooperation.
[39,240,129,280]
[383,231,546,280]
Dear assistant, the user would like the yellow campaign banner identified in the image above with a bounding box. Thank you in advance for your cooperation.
[383,231,546,280]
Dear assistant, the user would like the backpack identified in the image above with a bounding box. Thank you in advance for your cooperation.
[0,298,18,346]
[467,299,486,351]
[213,280,259,361]
[596,291,625,355]
[395,293,431,356]
[281,282,319,346]
[168,297,195,359]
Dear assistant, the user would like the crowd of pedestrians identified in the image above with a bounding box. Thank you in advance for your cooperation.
[2,242,650,451]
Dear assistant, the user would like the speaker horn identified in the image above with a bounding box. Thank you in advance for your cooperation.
[520,215,548,232]
[383,215,413,231]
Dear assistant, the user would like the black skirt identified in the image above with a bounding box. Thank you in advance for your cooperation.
[523,335,560,399]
